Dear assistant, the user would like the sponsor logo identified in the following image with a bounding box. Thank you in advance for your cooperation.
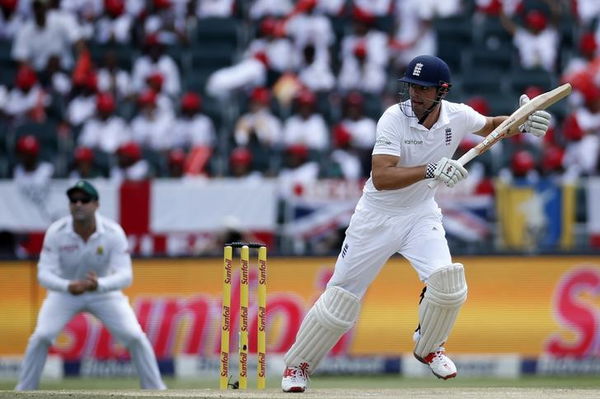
[376,137,392,146]
[413,62,423,76]
[59,245,78,252]
[404,139,423,145]
[239,352,247,377]
[258,306,266,332]
[224,259,232,284]
[222,306,230,331]
[546,267,600,357]
[96,246,104,255]
[259,260,266,284]
[240,306,248,332]
[342,243,349,258]
[258,352,266,377]
[241,260,249,284]
[220,352,229,376]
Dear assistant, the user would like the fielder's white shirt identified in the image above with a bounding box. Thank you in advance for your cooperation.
[38,213,132,294]
[360,100,486,213]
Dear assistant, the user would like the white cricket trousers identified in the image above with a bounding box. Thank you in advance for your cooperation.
[16,291,166,390]
[328,199,453,299]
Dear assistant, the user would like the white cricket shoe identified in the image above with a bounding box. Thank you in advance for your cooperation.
[281,363,310,393]
[414,347,457,380]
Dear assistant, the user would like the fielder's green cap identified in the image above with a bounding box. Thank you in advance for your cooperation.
[66,180,99,200]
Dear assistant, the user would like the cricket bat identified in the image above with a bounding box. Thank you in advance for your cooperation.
[428,83,572,189]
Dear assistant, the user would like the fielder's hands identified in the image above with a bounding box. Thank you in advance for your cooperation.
[429,157,468,188]
[68,272,98,295]
[519,94,551,137]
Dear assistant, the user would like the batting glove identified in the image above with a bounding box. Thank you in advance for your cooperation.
[519,94,551,137]
[428,157,469,188]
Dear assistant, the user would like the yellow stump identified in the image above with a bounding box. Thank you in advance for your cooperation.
[257,246,267,389]
[239,246,249,389]
[219,246,233,390]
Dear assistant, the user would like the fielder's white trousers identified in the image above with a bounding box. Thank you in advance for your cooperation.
[327,198,452,299]
[16,291,166,390]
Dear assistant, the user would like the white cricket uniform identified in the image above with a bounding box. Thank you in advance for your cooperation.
[16,214,165,390]
[327,100,486,299]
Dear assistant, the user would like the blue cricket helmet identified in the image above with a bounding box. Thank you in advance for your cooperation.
[399,55,451,87]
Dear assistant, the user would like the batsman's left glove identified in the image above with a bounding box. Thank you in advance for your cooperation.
[519,94,551,137]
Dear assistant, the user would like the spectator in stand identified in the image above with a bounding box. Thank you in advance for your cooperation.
[194,0,235,18]
[110,141,151,182]
[234,87,282,149]
[352,0,392,17]
[4,65,50,123]
[284,0,335,64]
[283,89,328,151]
[166,148,186,177]
[11,0,81,71]
[206,51,270,99]
[500,3,561,72]
[341,8,388,69]
[145,72,176,116]
[96,50,133,100]
[228,147,263,182]
[329,124,363,179]
[390,0,436,71]
[562,85,600,179]
[78,92,130,153]
[297,43,335,94]
[499,149,539,184]
[143,0,188,44]
[130,89,175,151]
[47,0,86,43]
[95,0,134,44]
[573,0,600,27]
[66,72,98,127]
[68,146,105,179]
[246,17,297,77]
[12,135,54,203]
[277,143,319,198]
[337,91,376,176]
[539,145,565,180]
[316,0,346,16]
[172,92,216,149]
[562,32,599,77]
[131,34,181,97]
[338,41,386,95]
[0,0,26,40]
[39,55,72,98]
[249,0,293,20]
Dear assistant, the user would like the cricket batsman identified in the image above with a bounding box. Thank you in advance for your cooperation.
[281,55,551,392]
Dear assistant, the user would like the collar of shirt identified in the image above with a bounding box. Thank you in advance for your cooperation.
[66,213,105,240]
[408,100,450,132]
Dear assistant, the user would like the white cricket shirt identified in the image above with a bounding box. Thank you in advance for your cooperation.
[37,213,132,294]
[359,99,486,213]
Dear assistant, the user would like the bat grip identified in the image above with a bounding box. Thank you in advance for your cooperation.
[426,148,479,189]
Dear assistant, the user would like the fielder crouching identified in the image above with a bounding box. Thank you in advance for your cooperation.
[16,180,166,391]
[281,55,551,392]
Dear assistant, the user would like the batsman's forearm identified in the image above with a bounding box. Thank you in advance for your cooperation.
[372,165,428,190]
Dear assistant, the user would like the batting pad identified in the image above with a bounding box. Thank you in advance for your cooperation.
[284,286,361,373]
[414,263,467,358]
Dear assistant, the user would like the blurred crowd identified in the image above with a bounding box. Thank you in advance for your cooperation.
[1,0,600,197]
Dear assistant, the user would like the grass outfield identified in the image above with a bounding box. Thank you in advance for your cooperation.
[1,376,600,398]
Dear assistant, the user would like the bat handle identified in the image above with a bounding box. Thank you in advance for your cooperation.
[426,148,478,190]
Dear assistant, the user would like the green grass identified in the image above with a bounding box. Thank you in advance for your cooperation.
[1,375,599,391]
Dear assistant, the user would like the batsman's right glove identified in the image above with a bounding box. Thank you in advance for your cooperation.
[427,157,468,188]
